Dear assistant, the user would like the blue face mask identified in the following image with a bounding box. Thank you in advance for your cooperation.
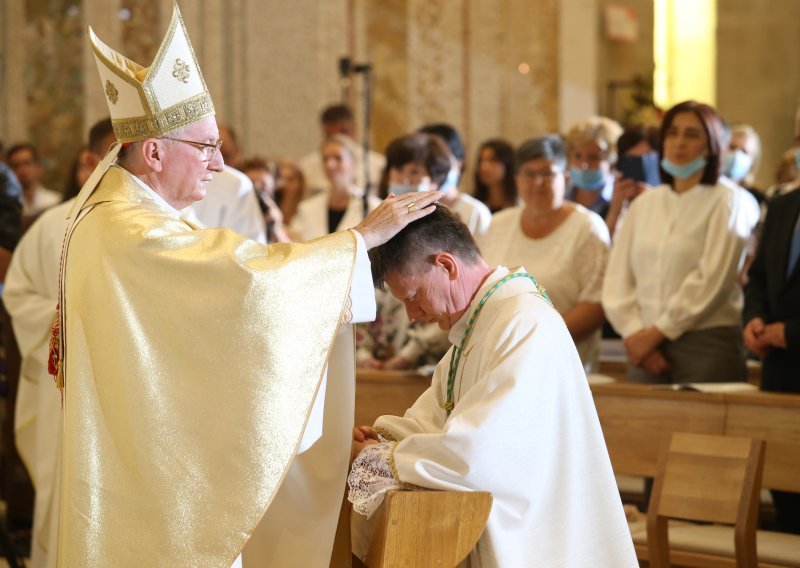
[722,150,753,182]
[661,155,708,180]
[388,182,424,195]
[794,150,800,173]
[569,167,606,191]
[439,167,460,192]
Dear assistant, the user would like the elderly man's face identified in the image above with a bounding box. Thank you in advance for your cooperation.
[385,265,458,330]
[159,116,224,209]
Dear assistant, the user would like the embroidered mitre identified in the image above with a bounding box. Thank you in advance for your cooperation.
[89,1,215,143]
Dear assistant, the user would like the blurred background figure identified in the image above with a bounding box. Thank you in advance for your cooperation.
[480,135,610,373]
[299,104,385,196]
[473,138,517,213]
[606,124,661,238]
[418,123,492,238]
[564,116,623,220]
[603,100,758,384]
[240,155,290,243]
[275,158,307,224]
[290,135,378,241]
[6,143,60,224]
[723,123,763,200]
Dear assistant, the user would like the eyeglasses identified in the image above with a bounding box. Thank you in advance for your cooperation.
[517,169,561,183]
[160,137,223,161]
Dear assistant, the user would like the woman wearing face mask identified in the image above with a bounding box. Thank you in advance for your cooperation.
[602,101,759,384]
[394,128,493,238]
[289,135,379,241]
[359,133,455,371]
[723,123,762,200]
[564,116,623,219]
[479,135,610,373]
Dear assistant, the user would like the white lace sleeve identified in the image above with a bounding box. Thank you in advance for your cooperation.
[348,442,402,518]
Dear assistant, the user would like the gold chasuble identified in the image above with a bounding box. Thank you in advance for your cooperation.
[57,165,356,566]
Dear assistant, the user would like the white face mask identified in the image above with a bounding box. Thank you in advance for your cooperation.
[387,178,432,195]
[438,167,460,192]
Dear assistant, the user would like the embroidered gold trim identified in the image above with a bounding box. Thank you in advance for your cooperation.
[374,427,397,442]
[388,441,425,490]
[105,80,119,104]
[111,92,215,143]
[340,295,353,324]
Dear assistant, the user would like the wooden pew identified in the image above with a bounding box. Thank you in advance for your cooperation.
[723,391,800,495]
[591,383,727,477]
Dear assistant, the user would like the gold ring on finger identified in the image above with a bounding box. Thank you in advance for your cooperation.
[407,202,417,214]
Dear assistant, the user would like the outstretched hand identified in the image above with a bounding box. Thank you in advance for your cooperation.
[355,191,443,250]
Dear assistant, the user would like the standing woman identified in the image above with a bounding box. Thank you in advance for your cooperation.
[602,101,758,383]
[473,138,517,213]
[290,135,378,241]
[480,135,610,373]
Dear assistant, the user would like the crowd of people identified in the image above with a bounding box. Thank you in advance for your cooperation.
[1,97,799,562]
[0,4,798,565]
[2,100,798,386]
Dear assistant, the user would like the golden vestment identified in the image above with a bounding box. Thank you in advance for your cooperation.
[57,165,356,567]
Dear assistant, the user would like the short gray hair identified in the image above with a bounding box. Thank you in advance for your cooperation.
[515,135,566,172]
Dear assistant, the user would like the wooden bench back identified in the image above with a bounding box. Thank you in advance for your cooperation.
[365,490,492,568]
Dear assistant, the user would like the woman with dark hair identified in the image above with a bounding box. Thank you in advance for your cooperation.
[63,146,94,202]
[473,138,517,213]
[602,100,758,383]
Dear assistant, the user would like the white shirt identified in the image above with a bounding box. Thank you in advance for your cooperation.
[449,191,492,237]
[290,191,380,242]
[602,181,757,340]
[479,205,610,370]
[189,165,266,243]
[23,185,61,217]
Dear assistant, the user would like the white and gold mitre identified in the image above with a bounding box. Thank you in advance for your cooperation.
[89,2,214,143]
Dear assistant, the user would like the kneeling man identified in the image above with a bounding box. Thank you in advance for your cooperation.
[348,206,636,567]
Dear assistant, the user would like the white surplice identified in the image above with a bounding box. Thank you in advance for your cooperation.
[3,199,72,568]
[349,266,636,568]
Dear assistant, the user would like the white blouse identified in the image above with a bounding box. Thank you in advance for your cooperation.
[601,182,758,340]
[479,204,610,370]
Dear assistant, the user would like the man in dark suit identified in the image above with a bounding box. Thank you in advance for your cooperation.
[744,188,800,534]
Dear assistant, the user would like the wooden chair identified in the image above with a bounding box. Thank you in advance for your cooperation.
[355,490,492,568]
[645,432,765,568]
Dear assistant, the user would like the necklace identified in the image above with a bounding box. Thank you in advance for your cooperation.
[444,272,551,416]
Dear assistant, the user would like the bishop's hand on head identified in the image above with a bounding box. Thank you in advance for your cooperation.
[355,191,443,250]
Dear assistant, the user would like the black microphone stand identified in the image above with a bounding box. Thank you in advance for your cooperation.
[339,57,373,220]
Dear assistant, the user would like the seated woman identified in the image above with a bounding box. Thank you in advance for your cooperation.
[289,135,378,241]
[564,116,623,219]
[602,100,758,384]
[358,133,454,370]
[473,138,517,213]
[479,135,610,373]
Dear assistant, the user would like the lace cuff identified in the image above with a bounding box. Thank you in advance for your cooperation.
[348,442,401,518]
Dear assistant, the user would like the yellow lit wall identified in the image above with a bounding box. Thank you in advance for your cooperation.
[654,0,717,108]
